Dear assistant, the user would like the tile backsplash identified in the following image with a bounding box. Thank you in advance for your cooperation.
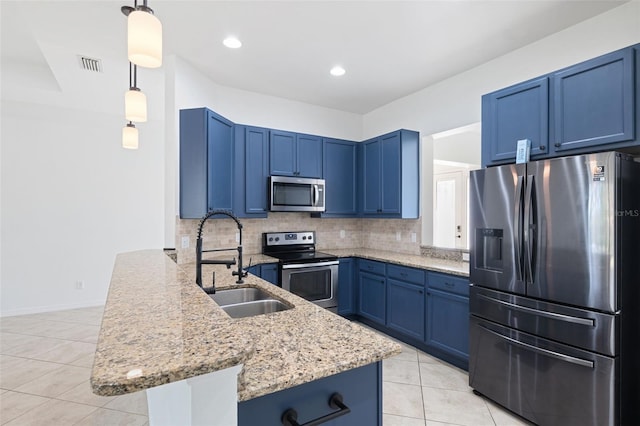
[176,213,421,264]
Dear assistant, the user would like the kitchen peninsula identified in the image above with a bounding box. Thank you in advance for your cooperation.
[90,250,401,426]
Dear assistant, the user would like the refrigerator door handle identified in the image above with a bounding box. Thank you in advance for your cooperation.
[479,324,594,369]
[477,293,595,326]
[513,175,524,281]
[523,175,535,285]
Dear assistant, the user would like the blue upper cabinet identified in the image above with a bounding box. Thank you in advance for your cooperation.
[269,130,322,178]
[482,44,639,167]
[551,47,635,153]
[234,125,269,218]
[482,77,549,166]
[180,108,234,219]
[361,130,419,218]
[316,138,358,217]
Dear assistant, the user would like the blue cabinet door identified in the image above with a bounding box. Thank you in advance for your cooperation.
[380,132,401,214]
[244,126,269,216]
[387,279,425,340]
[260,263,278,285]
[358,271,386,325]
[297,133,323,178]
[321,139,358,217]
[360,130,419,218]
[270,130,297,176]
[234,125,269,218]
[362,139,381,214]
[482,77,549,166]
[270,131,323,178]
[552,48,635,153]
[207,110,234,212]
[179,108,234,219]
[338,258,356,315]
[247,265,260,276]
[425,288,469,361]
[238,362,382,426]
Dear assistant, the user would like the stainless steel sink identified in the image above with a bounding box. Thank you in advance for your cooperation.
[210,287,273,306]
[209,287,292,318]
[220,299,291,318]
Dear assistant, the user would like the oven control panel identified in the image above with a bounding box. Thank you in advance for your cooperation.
[264,231,314,246]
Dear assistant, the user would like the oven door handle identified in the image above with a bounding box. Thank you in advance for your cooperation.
[282,261,339,270]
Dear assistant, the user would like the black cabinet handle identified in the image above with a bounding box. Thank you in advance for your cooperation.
[539,145,545,151]
[282,393,351,426]
[554,143,561,148]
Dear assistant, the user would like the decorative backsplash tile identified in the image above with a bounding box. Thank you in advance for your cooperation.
[175,214,421,264]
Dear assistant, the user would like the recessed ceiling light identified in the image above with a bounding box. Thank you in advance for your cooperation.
[223,37,242,49]
[330,66,346,77]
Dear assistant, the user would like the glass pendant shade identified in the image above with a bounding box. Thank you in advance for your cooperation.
[125,88,147,122]
[122,123,139,149]
[128,10,162,68]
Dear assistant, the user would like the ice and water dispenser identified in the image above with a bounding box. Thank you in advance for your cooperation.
[475,228,503,271]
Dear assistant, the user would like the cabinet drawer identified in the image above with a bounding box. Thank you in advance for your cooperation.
[387,264,424,286]
[427,272,469,296]
[359,259,385,276]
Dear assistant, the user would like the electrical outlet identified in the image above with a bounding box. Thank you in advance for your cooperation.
[462,252,470,262]
[396,231,401,241]
[75,280,85,290]
[411,232,417,243]
[181,236,190,249]
[340,230,345,239]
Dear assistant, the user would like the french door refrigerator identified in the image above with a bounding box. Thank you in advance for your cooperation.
[468,151,640,426]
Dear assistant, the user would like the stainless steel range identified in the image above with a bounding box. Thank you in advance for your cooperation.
[263,231,338,310]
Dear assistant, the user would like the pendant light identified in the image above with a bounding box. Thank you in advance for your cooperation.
[125,62,147,122]
[121,1,162,69]
[122,122,139,149]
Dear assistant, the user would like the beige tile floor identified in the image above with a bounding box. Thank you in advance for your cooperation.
[1,306,530,426]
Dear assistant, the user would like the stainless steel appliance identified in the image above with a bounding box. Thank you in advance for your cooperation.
[263,231,338,310]
[469,151,640,426]
[269,176,325,212]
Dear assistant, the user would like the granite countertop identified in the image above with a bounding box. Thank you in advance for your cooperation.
[243,248,469,277]
[323,248,470,277]
[91,250,401,401]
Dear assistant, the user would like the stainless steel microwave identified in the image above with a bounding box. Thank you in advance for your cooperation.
[269,176,325,212]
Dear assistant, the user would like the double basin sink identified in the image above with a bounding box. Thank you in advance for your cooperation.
[210,287,292,319]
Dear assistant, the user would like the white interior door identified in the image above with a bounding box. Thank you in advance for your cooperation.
[433,171,467,248]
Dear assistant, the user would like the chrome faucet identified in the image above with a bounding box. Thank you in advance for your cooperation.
[195,210,247,294]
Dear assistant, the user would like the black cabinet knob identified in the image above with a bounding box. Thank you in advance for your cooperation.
[539,145,546,151]
[554,143,561,148]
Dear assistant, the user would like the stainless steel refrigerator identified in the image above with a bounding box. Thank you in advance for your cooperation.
[468,151,640,426]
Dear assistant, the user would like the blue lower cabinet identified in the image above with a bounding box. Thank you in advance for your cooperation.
[260,263,278,285]
[338,258,356,315]
[246,264,278,285]
[238,362,382,426]
[358,271,386,325]
[425,288,469,361]
[386,279,425,341]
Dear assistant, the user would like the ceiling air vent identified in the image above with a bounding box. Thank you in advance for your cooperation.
[78,55,103,73]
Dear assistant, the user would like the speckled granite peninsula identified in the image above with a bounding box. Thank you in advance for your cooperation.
[91,250,401,402]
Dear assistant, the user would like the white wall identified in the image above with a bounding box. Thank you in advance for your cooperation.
[361,1,640,245]
[0,102,165,316]
[163,56,363,248]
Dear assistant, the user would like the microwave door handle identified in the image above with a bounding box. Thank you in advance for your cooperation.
[313,184,319,206]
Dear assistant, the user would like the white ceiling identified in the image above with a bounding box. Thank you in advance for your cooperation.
[0,0,629,115]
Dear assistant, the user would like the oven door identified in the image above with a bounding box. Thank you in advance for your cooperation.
[281,261,338,308]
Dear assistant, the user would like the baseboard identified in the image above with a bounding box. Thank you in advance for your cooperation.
[0,299,106,318]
